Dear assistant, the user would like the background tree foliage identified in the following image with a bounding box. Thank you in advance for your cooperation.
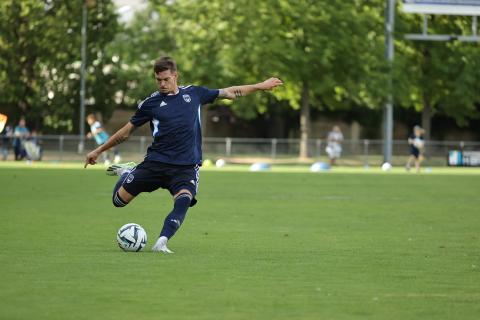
[111,0,388,156]
[395,11,480,140]
[1,0,479,147]
[0,0,119,133]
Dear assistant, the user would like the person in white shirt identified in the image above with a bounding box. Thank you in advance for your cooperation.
[326,125,344,165]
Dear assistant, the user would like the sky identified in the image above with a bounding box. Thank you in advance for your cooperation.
[112,0,148,23]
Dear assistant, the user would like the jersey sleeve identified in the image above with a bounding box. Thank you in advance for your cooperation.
[130,99,153,127]
[195,86,219,105]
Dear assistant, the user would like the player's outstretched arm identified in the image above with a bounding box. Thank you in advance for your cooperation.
[218,77,283,100]
[84,122,136,168]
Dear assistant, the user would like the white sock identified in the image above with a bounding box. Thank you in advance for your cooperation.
[156,236,168,247]
[158,236,168,246]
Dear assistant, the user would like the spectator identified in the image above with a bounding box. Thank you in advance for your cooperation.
[86,114,121,165]
[325,125,344,165]
[23,130,43,161]
[406,125,425,173]
[13,118,30,161]
[1,125,12,161]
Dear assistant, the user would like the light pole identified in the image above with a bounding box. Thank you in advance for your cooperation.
[383,0,395,163]
[78,0,87,154]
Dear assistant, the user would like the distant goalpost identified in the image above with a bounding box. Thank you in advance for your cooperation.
[401,1,480,167]
[402,0,480,41]
[383,1,480,163]
[404,0,480,15]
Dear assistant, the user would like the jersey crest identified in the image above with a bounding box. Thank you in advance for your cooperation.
[183,94,191,103]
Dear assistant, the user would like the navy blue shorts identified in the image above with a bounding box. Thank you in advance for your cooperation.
[121,160,200,206]
[410,146,420,159]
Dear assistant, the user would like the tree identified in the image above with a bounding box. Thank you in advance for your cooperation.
[0,0,120,132]
[214,0,387,157]
[143,0,387,157]
[395,12,480,139]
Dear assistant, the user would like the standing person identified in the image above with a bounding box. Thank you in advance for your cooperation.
[86,114,121,166]
[325,125,344,165]
[24,130,43,161]
[406,125,425,172]
[84,56,283,253]
[13,118,30,161]
[1,125,12,161]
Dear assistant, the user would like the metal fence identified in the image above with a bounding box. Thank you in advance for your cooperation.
[2,135,480,167]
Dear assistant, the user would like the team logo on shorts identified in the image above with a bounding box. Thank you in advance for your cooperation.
[183,94,191,103]
[126,174,134,183]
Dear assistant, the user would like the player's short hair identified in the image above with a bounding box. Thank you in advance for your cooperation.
[154,56,177,74]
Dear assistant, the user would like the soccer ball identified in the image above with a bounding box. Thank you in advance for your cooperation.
[381,162,392,171]
[215,159,226,167]
[117,223,147,252]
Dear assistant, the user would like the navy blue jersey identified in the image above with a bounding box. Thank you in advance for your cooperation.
[130,86,219,165]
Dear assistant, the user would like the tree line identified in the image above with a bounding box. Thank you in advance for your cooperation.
[1,0,479,156]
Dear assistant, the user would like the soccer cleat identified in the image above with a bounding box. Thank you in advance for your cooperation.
[152,244,174,254]
[106,162,136,176]
[151,237,174,253]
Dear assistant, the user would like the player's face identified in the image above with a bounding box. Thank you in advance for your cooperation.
[155,70,178,94]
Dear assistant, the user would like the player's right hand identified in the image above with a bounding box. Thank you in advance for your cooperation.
[258,77,283,91]
[84,151,99,168]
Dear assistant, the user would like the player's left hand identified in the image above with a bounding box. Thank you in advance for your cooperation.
[84,151,99,168]
[258,77,283,91]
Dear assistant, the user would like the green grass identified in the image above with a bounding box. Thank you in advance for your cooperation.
[0,163,479,319]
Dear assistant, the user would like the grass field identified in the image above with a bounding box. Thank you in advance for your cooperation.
[1,163,479,319]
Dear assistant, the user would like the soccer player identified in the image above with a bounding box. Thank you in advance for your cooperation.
[405,125,425,173]
[84,56,283,253]
[86,114,121,165]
